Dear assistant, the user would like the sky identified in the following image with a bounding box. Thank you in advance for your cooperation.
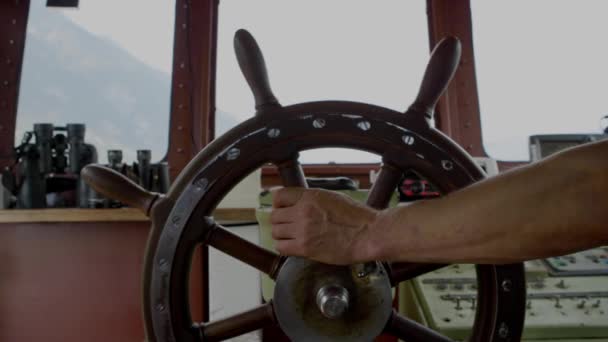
[62,0,175,74]
[17,0,175,164]
[42,0,608,162]
[471,0,608,160]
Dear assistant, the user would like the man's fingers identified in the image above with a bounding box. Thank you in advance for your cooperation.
[272,187,306,208]
[275,239,304,256]
[271,223,295,240]
[270,206,300,224]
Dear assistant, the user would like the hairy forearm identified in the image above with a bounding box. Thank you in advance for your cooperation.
[367,141,608,264]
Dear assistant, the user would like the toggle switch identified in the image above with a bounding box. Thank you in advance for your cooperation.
[455,298,463,311]
[554,297,563,309]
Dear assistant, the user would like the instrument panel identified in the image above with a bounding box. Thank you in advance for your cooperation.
[399,151,608,341]
[401,257,608,341]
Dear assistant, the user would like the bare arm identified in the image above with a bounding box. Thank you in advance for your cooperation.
[270,140,608,265]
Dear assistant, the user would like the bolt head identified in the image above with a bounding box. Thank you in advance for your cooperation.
[316,285,349,319]
[312,119,326,129]
[402,135,415,145]
[498,322,509,338]
[267,128,281,138]
[442,160,454,170]
[357,121,371,131]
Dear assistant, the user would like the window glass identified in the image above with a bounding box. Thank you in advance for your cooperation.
[216,1,429,163]
[472,0,608,160]
[16,0,175,163]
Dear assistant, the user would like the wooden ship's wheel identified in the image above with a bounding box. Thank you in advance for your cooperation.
[83,29,526,342]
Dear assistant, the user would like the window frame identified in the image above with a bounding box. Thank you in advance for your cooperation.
[1,0,526,182]
[1,1,183,171]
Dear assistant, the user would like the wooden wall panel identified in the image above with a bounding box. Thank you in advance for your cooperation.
[0,221,201,341]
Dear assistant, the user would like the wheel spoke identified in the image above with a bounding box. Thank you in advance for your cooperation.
[205,220,283,278]
[388,262,447,286]
[367,163,402,209]
[385,310,455,342]
[275,157,308,188]
[199,302,276,342]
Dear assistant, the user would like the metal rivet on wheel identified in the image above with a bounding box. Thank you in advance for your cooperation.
[226,147,240,161]
[501,279,512,292]
[442,160,453,170]
[313,118,326,128]
[267,128,280,138]
[498,322,509,338]
[194,178,208,191]
[158,258,169,271]
[402,135,415,145]
[357,121,371,131]
[156,303,165,312]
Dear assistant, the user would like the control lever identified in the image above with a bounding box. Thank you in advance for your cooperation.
[234,29,281,113]
[81,164,162,216]
[408,36,461,119]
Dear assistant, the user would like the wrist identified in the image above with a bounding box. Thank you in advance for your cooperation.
[359,202,426,262]
[357,208,392,262]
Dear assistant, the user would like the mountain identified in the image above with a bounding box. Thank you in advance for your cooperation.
[16,2,240,164]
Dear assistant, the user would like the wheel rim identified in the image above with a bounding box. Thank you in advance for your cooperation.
[143,28,525,342]
[143,101,526,342]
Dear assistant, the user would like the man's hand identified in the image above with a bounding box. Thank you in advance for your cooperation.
[270,187,379,265]
[268,140,608,265]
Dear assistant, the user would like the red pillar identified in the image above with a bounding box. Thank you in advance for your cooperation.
[167,0,219,180]
[427,0,487,157]
[0,0,30,170]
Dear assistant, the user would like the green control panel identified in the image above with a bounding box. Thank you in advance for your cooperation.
[400,254,608,341]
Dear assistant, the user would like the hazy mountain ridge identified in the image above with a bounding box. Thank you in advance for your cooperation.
[17,2,239,163]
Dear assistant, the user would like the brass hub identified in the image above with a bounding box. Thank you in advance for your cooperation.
[273,257,393,342]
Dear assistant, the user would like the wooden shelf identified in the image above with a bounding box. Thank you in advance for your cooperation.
[0,207,257,224]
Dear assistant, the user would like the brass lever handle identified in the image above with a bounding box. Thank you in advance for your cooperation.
[81,164,160,216]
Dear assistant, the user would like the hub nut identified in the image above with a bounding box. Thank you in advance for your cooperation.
[316,284,350,319]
